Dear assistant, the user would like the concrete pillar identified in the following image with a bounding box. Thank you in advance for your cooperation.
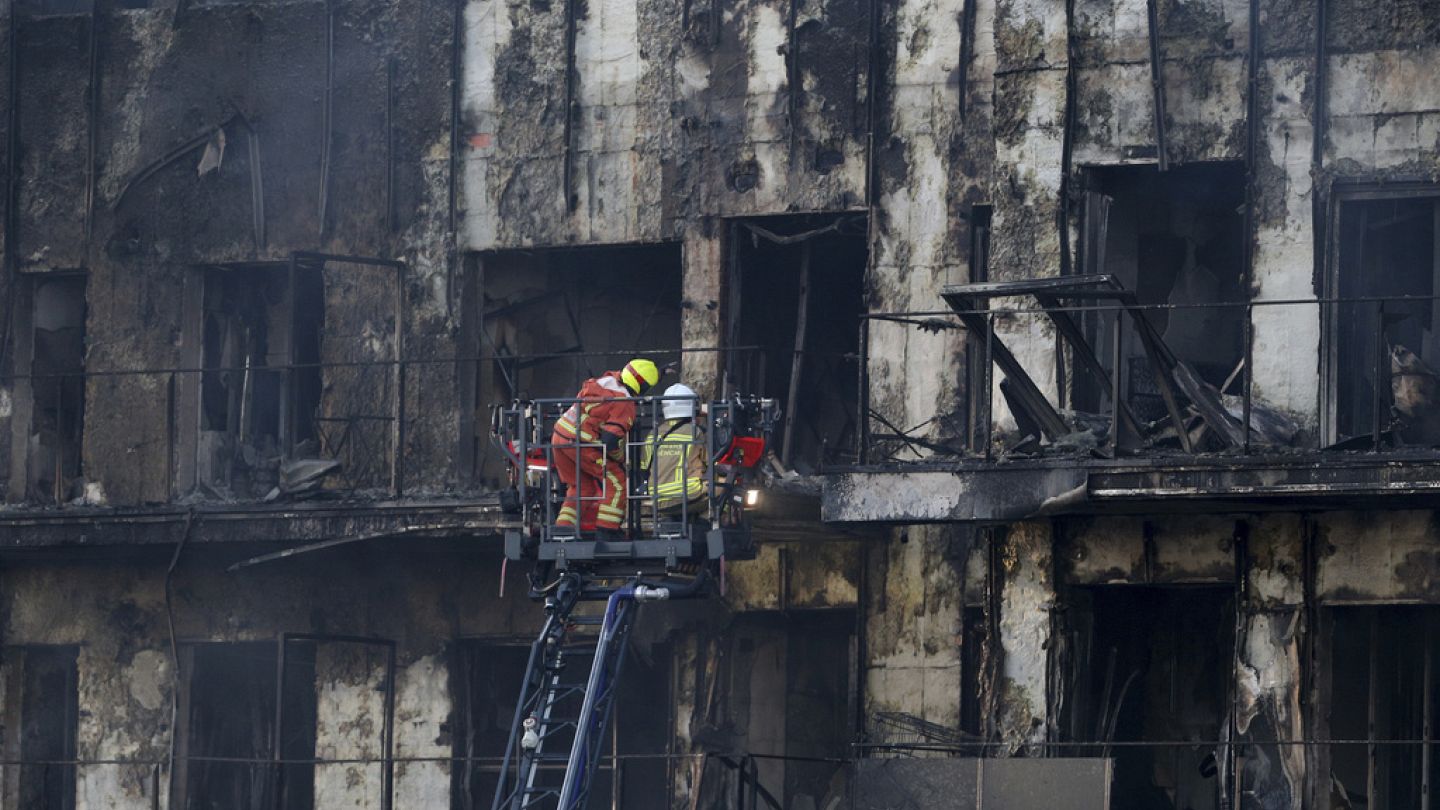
[995,521,1053,751]
[1235,515,1305,810]
[681,223,723,399]
[862,526,965,729]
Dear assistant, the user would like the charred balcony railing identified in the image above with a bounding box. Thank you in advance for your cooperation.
[1,346,763,508]
[852,279,1440,465]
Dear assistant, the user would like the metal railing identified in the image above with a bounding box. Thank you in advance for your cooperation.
[853,291,1440,465]
[1,346,762,508]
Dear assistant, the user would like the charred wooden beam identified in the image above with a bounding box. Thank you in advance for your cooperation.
[2,0,20,367]
[387,57,397,235]
[318,0,335,237]
[449,0,463,235]
[1059,0,1077,275]
[957,0,977,121]
[1145,0,1169,171]
[84,0,102,246]
[562,0,580,212]
[863,0,883,208]
[787,0,801,157]
[782,241,813,466]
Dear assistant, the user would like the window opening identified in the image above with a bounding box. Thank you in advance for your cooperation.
[1060,587,1234,810]
[450,638,672,809]
[1076,163,1246,423]
[175,641,317,810]
[1328,190,1440,446]
[468,243,683,488]
[1,646,79,810]
[26,276,86,504]
[197,263,322,498]
[730,214,867,473]
[1323,606,1440,809]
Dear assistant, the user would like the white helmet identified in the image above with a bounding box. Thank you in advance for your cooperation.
[661,383,697,420]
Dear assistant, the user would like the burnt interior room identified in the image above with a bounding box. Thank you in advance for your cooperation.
[196,263,323,498]
[1324,606,1440,809]
[1075,163,1246,422]
[22,276,87,504]
[175,641,317,810]
[1331,191,1440,445]
[449,636,673,809]
[689,611,855,808]
[2,646,78,810]
[1061,586,1233,810]
[470,243,683,487]
[728,214,867,473]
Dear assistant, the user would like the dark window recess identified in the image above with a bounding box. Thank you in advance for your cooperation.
[2,647,79,810]
[782,611,855,805]
[731,214,868,473]
[1332,193,1440,445]
[959,606,987,738]
[966,206,993,451]
[450,639,672,810]
[198,263,323,498]
[1076,163,1246,422]
[27,277,87,504]
[16,0,93,16]
[1325,607,1440,809]
[1059,587,1233,810]
[468,244,683,488]
[177,642,317,810]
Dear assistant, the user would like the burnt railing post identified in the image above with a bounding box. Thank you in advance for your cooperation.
[392,359,406,496]
[857,319,870,464]
[982,311,995,461]
[1373,300,1386,451]
[1243,302,1253,454]
[1109,306,1123,455]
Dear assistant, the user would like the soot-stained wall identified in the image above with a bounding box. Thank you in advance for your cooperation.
[2,0,459,506]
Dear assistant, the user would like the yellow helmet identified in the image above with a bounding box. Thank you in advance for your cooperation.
[620,358,660,395]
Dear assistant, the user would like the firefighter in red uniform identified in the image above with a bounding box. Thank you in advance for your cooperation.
[551,358,661,535]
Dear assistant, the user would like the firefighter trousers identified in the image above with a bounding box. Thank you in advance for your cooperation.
[553,445,627,531]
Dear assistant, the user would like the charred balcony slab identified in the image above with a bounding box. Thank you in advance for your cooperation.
[823,452,1440,524]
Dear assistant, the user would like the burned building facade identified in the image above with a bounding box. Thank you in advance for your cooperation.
[0,0,1438,806]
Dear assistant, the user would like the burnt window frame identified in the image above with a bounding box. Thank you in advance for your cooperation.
[722,214,868,471]
[1313,605,1440,810]
[0,645,79,810]
[449,635,675,810]
[171,639,322,810]
[1321,181,1440,447]
[5,272,88,506]
[460,243,686,489]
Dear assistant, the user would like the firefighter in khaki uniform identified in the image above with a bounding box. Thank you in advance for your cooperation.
[551,358,660,534]
[640,383,708,516]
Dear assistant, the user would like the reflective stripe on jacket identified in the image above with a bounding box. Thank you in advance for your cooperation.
[640,419,706,510]
[552,372,637,463]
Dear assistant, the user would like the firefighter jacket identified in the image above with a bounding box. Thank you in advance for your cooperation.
[552,371,637,463]
[640,419,707,512]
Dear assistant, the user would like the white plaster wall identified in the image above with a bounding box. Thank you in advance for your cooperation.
[1250,57,1319,424]
[392,657,452,808]
[865,527,963,727]
[572,0,648,241]
[995,522,1052,749]
[459,0,513,250]
[314,645,389,810]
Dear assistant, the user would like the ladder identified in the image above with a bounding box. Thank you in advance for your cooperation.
[491,573,689,810]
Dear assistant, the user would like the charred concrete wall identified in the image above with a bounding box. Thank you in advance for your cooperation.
[2,0,460,506]
[0,542,861,810]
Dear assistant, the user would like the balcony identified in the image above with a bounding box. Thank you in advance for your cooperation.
[824,278,1440,524]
